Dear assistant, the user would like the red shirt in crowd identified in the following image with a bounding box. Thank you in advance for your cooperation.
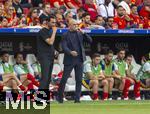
[49,0,64,8]
[64,0,82,9]
[83,4,98,22]
[129,13,143,27]
[143,18,150,29]
[139,5,150,19]
[113,16,127,29]
[27,17,39,26]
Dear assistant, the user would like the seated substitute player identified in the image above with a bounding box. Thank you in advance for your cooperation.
[100,50,115,100]
[114,48,131,100]
[125,55,141,100]
[82,53,109,100]
[137,53,150,88]
[0,51,26,92]
[14,52,40,90]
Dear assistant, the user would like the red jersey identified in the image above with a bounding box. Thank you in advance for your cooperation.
[83,4,98,22]
[114,16,127,29]
[129,14,142,27]
[27,17,39,26]
[64,0,82,9]
[7,13,16,23]
[143,18,150,29]
[139,6,150,19]
[49,0,64,7]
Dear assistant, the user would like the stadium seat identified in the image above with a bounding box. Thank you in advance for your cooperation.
[9,55,15,65]
[26,54,37,65]
[52,63,62,75]
[131,55,141,75]
[58,53,64,69]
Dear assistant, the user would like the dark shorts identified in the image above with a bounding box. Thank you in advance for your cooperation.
[82,79,90,89]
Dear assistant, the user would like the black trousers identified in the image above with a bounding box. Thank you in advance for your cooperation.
[38,54,54,89]
[58,62,83,101]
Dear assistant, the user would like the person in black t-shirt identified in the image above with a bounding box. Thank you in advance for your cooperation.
[37,15,57,89]
[13,0,23,18]
[20,0,32,8]
[39,3,51,24]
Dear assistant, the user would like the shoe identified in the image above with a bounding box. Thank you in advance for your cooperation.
[93,98,99,101]
[74,100,80,103]
[117,97,121,100]
[103,98,108,101]
[56,96,63,103]
[63,98,68,101]
[124,97,129,100]
[16,94,22,103]
[108,98,112,100]
[135,97,141,101]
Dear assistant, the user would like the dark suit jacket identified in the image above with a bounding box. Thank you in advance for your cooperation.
[61,31,92,65]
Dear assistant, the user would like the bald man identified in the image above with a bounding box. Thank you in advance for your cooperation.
[57,19,92,103]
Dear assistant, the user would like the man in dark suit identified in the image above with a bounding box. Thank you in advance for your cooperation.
[37,16,57,89]
[58,19,92,103]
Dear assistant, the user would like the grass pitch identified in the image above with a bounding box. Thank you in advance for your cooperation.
[50,100,150,114]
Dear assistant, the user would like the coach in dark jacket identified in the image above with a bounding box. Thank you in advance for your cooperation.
[58,19,92,103]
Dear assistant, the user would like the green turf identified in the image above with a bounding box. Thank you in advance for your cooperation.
[50,100,150,114]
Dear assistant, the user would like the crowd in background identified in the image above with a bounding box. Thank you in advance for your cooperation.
[0,0,149,29]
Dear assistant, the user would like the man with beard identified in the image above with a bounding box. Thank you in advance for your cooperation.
[114,6,131,29]
[37,15,57,89]
[79,12,92,29]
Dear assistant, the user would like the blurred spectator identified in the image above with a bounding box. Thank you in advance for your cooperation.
[0,5,4,21]
[39,3,51,24]
[92,15,105,29]
[119,0,131,15]
[130,4,143,28]
[79,12,92,28]
[20,0,32,9]
[114,6,130,29]
[83,0,98,21]
[27,8,40,26]
[6,6,19,27]
[18,14,28,28]
[57,5,67,15]
[135,0,143,6]
[105,16,114,29]
[110,0,120,16]
[138,0,150,28]
[0,17,8,28]
[64,0,82,9]
[55,12,66,28]
[64,11,74,24]
[97,0,115,20]
[4,0,13,14]
[13,0,23,18]
[76,8,85,23]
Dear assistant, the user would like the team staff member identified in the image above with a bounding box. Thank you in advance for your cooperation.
[58,19,92,103]
[37,16,57,89]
